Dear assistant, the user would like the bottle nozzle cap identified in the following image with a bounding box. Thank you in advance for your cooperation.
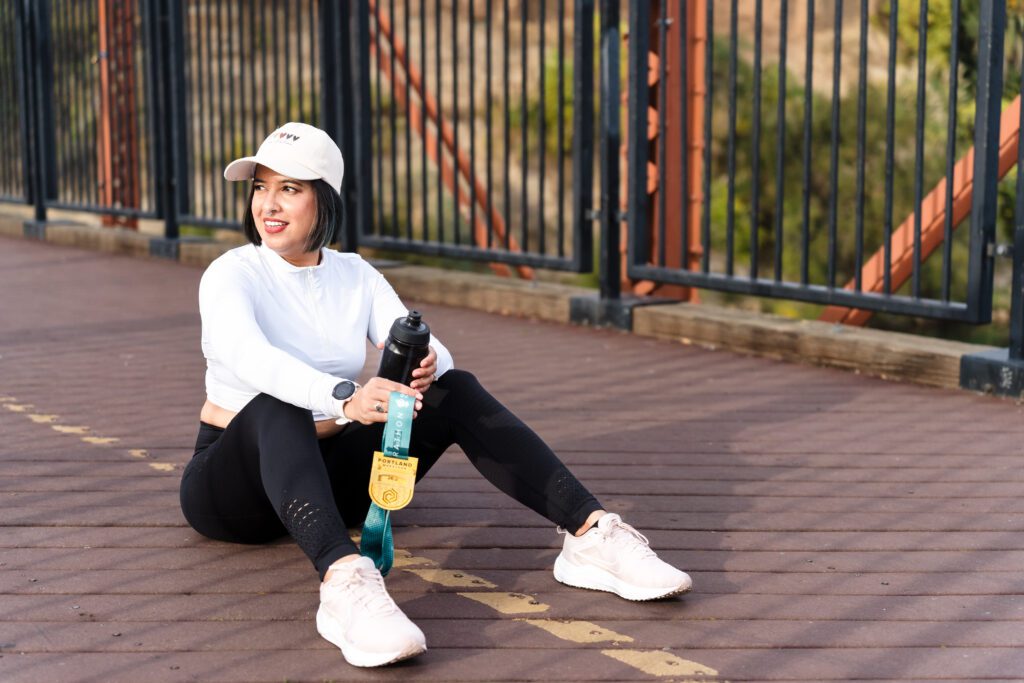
[389,310,430,346]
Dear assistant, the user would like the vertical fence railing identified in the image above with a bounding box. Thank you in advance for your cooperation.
[152,0,189,244]
[598,0,620,298]
[319,0,358,251]
[1010,52,1024,361]
[28,0,56,225]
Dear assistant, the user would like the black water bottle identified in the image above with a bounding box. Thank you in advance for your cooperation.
[377,310,431,386]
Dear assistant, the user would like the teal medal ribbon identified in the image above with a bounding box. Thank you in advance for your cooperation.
[360,391,417,576]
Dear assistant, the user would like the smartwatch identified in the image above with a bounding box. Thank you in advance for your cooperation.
[332,380,359,425]
[331,380,358,401]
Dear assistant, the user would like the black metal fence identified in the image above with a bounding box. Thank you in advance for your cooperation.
[1,1,1020,330]
[625,1,1009,324]
[178,0,329,230]
[47,0,158,220]
[355,0,594,270]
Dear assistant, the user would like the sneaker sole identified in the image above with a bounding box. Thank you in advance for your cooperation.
[316,607,427,667]
[553,554,692,602]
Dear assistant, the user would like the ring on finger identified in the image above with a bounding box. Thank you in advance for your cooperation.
[374,401,385,413]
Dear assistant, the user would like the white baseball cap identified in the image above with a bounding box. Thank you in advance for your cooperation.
[223,122,344,194]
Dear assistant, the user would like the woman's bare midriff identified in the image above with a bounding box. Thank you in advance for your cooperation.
[201,400,347,439]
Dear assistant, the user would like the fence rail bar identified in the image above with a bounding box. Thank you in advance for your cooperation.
[46,201,159,219]
[629,264,973,321]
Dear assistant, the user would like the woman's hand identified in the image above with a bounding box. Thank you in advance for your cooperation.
[370,341,438,393]
[411,346,438,392]
[343,377,423,425]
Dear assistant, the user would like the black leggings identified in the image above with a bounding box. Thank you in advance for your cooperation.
[179,369,602,579]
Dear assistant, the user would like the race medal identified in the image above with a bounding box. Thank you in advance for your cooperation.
[362,391,418,574]
[369,450,418,510]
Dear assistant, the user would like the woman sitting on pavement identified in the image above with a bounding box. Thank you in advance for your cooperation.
[178,122,691,668]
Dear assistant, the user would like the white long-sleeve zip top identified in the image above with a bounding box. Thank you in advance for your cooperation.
[199,244,453,421]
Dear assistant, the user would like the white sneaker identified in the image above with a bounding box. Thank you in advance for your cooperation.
[553,513,692,601]
[316,556,427,667]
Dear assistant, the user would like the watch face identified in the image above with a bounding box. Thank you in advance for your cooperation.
[332,381,355,400]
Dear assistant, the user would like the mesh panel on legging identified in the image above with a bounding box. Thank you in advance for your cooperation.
[279,499,349,557]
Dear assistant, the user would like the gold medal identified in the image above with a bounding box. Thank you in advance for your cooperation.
[368,450,419,510]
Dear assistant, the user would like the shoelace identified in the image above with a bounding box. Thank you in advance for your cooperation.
[330,565,399,616]
[605,518,657,559]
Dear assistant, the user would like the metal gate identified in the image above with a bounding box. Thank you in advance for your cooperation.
[622,0,1007,323]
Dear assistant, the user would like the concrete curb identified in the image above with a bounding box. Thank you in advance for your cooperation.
[0,213,995,391]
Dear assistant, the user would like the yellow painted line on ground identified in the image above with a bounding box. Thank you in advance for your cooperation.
[396,549,719,678]
[396,551,496,587]
[602,649,719,679]
[457,591,550,614]
[405,568,497,589]
[391,549,430,568]
[8,399,163,481]
[51,425,90,435]
[82,436,120,445]
[519,618,634,644]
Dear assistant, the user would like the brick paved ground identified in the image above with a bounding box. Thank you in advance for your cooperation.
[2,235,1024,682]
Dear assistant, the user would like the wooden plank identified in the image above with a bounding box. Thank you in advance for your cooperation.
[4,618,1024,651]
[413,477,1024,497]
[11,489,1024,514]
[9,472,1024,498]
[8,546,1024,574]
[8,507,1024,532]
[0,649,655,683]
[18,454,1024,482]
[0,477,180,493]
[2,567,1020,598]
[5,592,1024,624]
[7,525,1024,553]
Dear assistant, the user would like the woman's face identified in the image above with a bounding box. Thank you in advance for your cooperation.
[251,164,319,267]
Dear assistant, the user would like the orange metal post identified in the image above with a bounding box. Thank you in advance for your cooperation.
[624,0,705,301]
[96,0,140,229]
[820,96,1022,325]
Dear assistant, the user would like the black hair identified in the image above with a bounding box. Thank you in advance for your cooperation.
[242,178,343,253]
